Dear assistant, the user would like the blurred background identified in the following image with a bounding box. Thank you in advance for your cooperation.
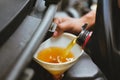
[1,0,120,80]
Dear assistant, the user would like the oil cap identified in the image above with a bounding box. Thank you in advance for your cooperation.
[76,23,93,49]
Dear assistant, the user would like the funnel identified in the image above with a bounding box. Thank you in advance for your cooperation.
[33,33,84,76]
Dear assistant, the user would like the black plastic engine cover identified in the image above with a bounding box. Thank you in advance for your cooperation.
[0,0,36,46]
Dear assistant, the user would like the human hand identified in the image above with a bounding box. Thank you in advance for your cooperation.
[53,10,96,37]
[53,17,84,37]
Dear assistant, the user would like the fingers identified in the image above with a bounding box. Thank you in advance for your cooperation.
[53,17,62,24]
[53,24,63,37]
[58,21,71,31]
[53,30,63,37]
[53,17,64,37]
[53,17,72,37]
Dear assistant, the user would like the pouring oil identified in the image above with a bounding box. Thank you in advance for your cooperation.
[37,47,74,63]
[36,38,77,63]
[63,38,77,58]
[37,23,92,63]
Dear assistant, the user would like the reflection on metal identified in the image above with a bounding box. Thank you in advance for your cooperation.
[49,22,57,32]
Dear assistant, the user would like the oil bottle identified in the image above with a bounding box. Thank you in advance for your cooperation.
[76,23,93,49]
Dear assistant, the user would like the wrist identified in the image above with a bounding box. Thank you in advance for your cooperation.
[81,10,96,29]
